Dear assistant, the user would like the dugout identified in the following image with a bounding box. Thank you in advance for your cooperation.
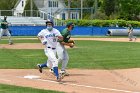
[108,29,140,36]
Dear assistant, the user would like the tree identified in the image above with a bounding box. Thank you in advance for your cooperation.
[23,0,38,17]
[0,0,18,16]
[0,0,17,9]
[102,0,116,17]
[117,0,140,20]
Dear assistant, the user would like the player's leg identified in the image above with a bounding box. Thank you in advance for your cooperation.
[37,61,47,73]
[37,60,53,73]
[56,42,64,64]
[57,43,69,76]
[45,49,53,72]
[134,36,137,41]
[37,49,49,73]
[132,35,137,41]
[129,33,133,41]
[61,49,69,71]
[5,29,13,45]
[60,49,69,76]
[0,29,4,40]
[48,49,61,81]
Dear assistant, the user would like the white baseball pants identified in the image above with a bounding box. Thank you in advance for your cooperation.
[0,28,12,43]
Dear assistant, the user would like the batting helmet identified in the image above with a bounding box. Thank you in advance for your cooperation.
[46,19,54,26]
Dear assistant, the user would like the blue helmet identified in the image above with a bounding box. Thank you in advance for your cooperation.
[46,19,54,26]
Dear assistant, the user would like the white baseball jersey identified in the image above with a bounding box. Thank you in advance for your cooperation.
[38,28,62,48]
[38,28,62,68]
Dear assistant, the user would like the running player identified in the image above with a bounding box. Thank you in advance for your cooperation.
[128,24,136,41]
[37,19,63,81]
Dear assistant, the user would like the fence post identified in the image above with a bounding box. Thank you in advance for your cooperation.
[92,26,94,36]
[37,11,38,17]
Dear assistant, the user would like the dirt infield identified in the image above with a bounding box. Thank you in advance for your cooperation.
[0,69,140,93]
[10,37,140,42]
[0,38,140,93]
[0,38,140,49]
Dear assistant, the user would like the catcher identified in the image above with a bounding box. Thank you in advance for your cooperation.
[56,22,75,77]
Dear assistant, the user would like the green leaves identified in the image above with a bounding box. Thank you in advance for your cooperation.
[0,0,18,16]
[65,19,140,27]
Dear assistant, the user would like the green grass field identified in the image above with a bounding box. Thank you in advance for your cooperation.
[0,38,140,69]
[1,37,140,93]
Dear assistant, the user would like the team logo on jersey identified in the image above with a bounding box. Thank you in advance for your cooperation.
[45,33,55,38]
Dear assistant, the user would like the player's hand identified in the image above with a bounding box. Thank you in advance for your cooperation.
[69,43,75,48]
[61,42,75,48]
[68,40,75,44]
[41,39,47,45]
[4,22,8,24]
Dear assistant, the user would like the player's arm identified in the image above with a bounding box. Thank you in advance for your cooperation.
[61,39,75,46]
[38,36,43,41]
[61,42,73,46]
[68,40,75,44]
[60,33,75,47]
[128,27,131,34]
[1,21,8,25]
[37,31,47,45]
[57,36,63,41]
[38,36,47,45]
[55,30,63,41]
[61,41,74,48]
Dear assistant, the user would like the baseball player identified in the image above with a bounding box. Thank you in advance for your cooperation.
[37,19,63,81]
[128,24,136,41]
[0,16,13,45]
[56,22,75,77]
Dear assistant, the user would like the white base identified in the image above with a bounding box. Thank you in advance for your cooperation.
[24,75,40,79]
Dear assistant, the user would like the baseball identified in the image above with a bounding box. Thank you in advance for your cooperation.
[70,43,74,48]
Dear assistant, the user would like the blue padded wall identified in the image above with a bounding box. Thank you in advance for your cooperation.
[9,26,121,36]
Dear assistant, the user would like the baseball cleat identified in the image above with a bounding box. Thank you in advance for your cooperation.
[60,70,69,76]
[49,69,55,75]
[9,42,13,45]
[37,64,42,73]
[129,39,132,41]
[49,69,54,73]
[56,75,62,82]
[59,71,69,79]
[135,37,137,41]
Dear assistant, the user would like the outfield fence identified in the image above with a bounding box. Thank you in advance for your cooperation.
[8,26,132,36]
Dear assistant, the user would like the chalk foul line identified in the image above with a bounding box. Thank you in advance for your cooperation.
[29,77,140,93]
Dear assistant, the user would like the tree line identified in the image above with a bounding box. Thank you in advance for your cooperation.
[0,0,140,21]
[64,0,140,21]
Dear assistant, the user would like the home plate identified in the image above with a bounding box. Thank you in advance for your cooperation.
[24,75,41,79]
